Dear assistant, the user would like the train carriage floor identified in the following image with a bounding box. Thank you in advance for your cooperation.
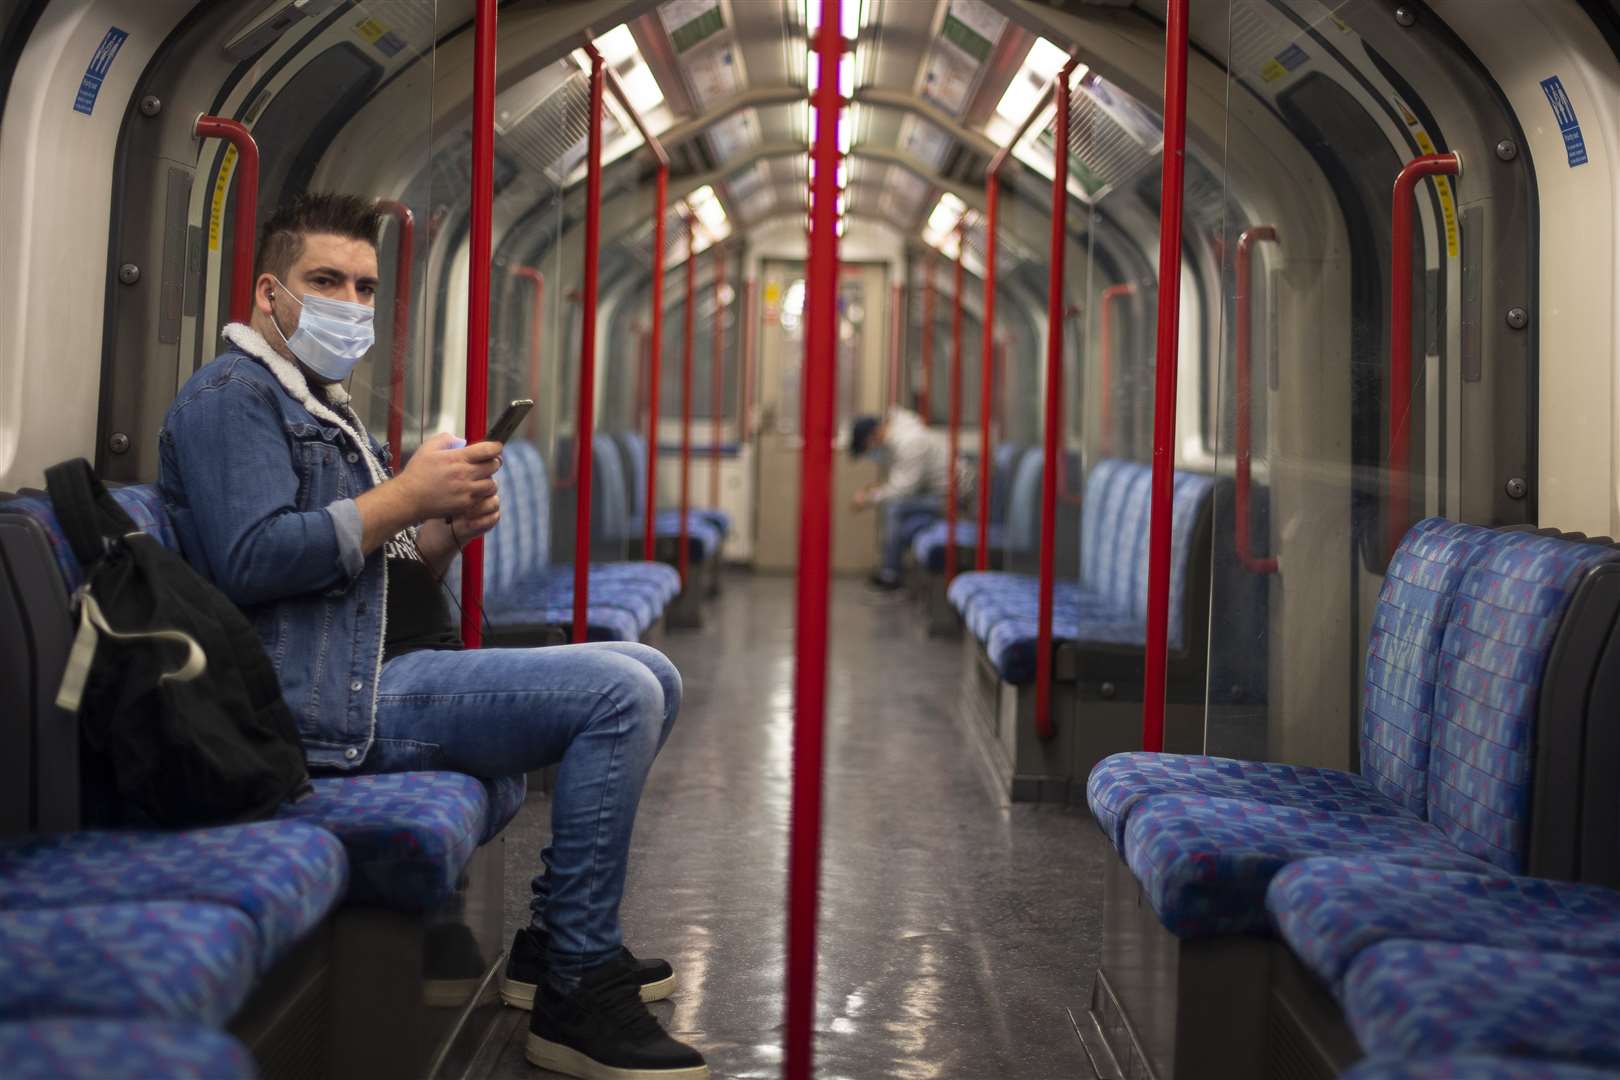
[475,571,1110,1079]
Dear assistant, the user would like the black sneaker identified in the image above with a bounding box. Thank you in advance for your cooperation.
[526,957,707,1079]
[867,570,902,591]
[501,927,676,1009]
[424,922,492,1008]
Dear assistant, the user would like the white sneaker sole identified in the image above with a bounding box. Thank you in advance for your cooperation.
[501,973,676,1010]
[524,1034,708,1079]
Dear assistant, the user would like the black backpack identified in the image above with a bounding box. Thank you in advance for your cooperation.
[45,459,311,828]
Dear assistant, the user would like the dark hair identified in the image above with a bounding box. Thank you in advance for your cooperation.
[255,192,383,279]
[850,415,882,459]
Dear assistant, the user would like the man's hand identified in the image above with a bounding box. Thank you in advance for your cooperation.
[397,433,502,521]
[451,492,501,543]
[851,483,877,511]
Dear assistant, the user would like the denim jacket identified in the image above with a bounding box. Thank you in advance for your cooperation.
[158,324,391,770]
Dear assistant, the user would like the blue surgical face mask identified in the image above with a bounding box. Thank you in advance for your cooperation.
[269,277,376,381]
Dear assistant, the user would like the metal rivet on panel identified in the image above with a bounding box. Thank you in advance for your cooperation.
[108,433,131,455]
[1505,307,1529,330]
[118,264,141,285]
[1100,681,1117,700]
[139,95,162,117]
[1394,6,1416,26]
[1505,478,1528,500]
[1495,139,1518,162]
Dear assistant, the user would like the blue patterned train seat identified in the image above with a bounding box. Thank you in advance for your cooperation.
[0,1019,256,1080]
[909,443,1028,571]
[1093,520,1620,939]
[0,902,258,1025]
[947,458,1213,684]
[614,431,729,554]
[0,821,345,972]
[277,772,496,912]
[1268,857,1620,991]
[910,519,1007,573]
[1342,1055,1620,1080]
[1343,941,1620,1069]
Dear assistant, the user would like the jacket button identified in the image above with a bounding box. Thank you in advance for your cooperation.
[346,452,359,463]
[350,679,363,692]
[344,748,359,760]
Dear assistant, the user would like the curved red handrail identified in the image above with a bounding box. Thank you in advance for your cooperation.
[1098,283,1136,456]
[1388,152,1461,559]
[976,174,999,572]
[1142,0,1190,753]
[376,200,415,463]
[194,116,259,326]
[1236,226,1278,575]
[945,227,966,582]
[571,48,605,643]
[456,0,496,648]
[1035,59,1078,742]
[645,164,669,558]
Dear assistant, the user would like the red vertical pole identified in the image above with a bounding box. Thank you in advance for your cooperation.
[377,200,414,463]
[1142,0,1190,753]
[456,1,496,649]
[976,173,1000,571]
[742,277,758,440]
[571,49,605,643]
[1236,227,1278,575]
[711,247,726,508]
[1099,283,1135,456]
[194,116,259,326]
[1034,60,1076,741]
[787,4,841,1074]
[645,164,669,559]
[678,219,696,588]
[920,260,934,420]
[945,229,965,582]
[1387,152,1460,559]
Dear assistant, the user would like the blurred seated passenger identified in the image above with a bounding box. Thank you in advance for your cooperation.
[157,193,706,1079]
[850,407,973,590]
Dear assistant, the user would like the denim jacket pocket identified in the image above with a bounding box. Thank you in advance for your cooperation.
[287,422,353,511]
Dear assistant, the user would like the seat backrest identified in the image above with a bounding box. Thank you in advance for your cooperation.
[987,442,1023,523]
[1077,459,1214,649]
[590,434,632,544]
[4,486,179,590]
[483,439,550,594]
[1426,530,1620,873]
[617,431,650,519]
[1357,518,1499,818]
[1003,451,1044,553]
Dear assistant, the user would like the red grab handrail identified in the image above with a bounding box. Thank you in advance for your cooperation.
[678,217,696,588]
[710,246,726,508]
[1236,226,1278,575]
[920,259,934,420]
[645,164,669,559]
[571,47,606,643]
[1388,151,1461,559]
[945,225,966,582]
[511,265,545,429]
[1098,283,1135,455]
[976,173,999,572]
[1142,0,1190,753]
[376,200,414,463]
[457,0,496,649]
[1035,59,1079,742]
[194,116,259,326]
[787,7,842,1075]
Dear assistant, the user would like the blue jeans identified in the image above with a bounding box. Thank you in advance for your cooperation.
[880,495,943,577]
[364,642,680,978]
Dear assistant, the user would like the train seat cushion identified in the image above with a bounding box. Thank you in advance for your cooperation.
[579,562,682,602]
[0,820,345,971]
[961,579,1087,642]
[651,510,723,558]
[1267,857,1620,990]
[1358,518,1500,817]
[983,595,1148,684]
[1343,941,1620,1068]
[1087,753,1410,853]
[1120,792,1492,938]
[1339,1056,1620,1080]
[487,576,659,633]
[0,902,257,1025]
[480,775,528,844]
[5,486,179,591]
[1425,531,1620,873]
[0,1018,257,1080]
[910,520,1006,572]
[276,771,489,912]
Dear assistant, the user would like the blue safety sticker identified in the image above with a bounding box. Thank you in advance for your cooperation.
[73,26,128,116]
[1540,75,1588,168]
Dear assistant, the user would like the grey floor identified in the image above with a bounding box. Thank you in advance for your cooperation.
[477,573,1109,1079]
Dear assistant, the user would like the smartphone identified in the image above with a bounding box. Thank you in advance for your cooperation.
[485,399,534,445]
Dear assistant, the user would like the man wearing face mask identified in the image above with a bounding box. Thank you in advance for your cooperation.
[158,194,707,1080]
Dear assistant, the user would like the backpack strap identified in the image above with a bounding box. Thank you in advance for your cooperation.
[44,459,138,571]
[55,589,207,714]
